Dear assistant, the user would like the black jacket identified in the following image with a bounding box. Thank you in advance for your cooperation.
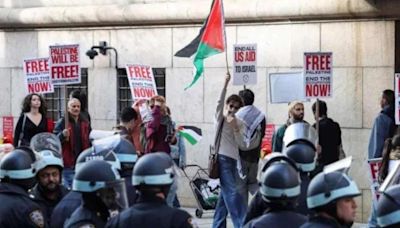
[245,209,307,228]
[0,183,48,228]
[106,194,192,228]
[50,191,82,228]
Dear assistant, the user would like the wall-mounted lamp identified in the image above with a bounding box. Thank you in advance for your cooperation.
[86,41,118,69]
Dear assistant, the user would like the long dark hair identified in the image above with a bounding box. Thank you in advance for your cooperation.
[21,93,47,116]
[379,134,400,183]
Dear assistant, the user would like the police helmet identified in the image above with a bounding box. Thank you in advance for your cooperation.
[283,122,317,150]
[377,185,400,227]
[75,146,121,171]
[93,135,137,165]
[284,142,316,172]
[307,171,360,209]
[0,147,37,180]
[261,152,298,173]
[30,132,62,155]
[259,154,300,203]
[72,160,128,211]
[132,152,174,187]
[35,150,63,173]
[0,147,38,190]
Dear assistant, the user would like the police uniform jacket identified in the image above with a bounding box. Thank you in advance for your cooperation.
[0,182,47,228]
[106,194,193,228]
[64,205,107,228]
[300,215,346,228]
[30,184,70,221]
[50,191,82,228]
[245,209,307,228]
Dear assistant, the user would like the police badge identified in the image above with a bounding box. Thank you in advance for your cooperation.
[29,210,44,228]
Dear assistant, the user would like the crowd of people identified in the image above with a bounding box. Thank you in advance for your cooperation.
[0,77,400,228]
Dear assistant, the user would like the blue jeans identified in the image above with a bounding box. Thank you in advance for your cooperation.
[368,201,378,228]
[62,168,75,189]
[212,155,247,228]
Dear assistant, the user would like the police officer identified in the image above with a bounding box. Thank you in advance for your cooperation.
[376,184,400,227]
[244,155,307,227]
[30,149,69,221]
[283,123,317,216]
[0,147,47,227]
[92,135,138,205]
[29,133,69,221]
[301,171,360,227]
[64,160,128,228]
[106,152,194,228]
[51,145,121,228]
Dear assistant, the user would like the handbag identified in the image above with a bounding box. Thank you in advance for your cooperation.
[208,119,224,179]
[17,114,27,147]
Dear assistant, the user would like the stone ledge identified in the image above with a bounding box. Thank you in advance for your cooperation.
[0,0,399,28]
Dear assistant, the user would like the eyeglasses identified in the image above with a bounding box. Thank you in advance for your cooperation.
[229,104,241,110]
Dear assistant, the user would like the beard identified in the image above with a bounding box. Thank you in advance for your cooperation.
[43,181,60,192]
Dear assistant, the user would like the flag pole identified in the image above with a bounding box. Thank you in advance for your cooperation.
[222,0,229,74]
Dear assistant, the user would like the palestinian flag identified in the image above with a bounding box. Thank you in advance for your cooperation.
[178,126,202,145]
[175,0,226,90]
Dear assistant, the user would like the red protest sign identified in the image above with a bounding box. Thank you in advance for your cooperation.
[261,124,275,158]
[49,44,81,85]
[2,116,13,139]
[304,52,332,98]
[126,64,158,100]
[23,58,54,94]
[368,158,382,203]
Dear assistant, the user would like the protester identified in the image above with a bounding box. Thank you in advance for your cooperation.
[0,148,47,227]
[167,106,186,208]
[376,185,400,227]
[53,98,91,188]
[378,134,400,183]
[30,149,69,221]
[212,73,246,228]
[272,101,305,152]
[64,160,128,228]
[144,95,176,154]
[311,100,343,175]
[13,93,48,147]
[106,152,194,227]
[368,89,396,227]
[301,171,360,227]
[131,101,144,155]
[115,107,139,144]
[244,155,306,228]
[69,90,91,124]
[237,89,266,198]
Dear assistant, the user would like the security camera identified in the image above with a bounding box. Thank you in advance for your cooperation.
[86,49,98,60]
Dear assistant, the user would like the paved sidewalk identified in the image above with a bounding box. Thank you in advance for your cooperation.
[183,207,367,228]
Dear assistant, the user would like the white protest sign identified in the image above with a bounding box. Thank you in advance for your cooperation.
[304,52,332,98]
[368,158,382,204]
[23,57,54,94]
[49,44,81,85]
[395,73,400,125]
[233,44,257,85]
[126,64,158,101]
[269,72,307,103]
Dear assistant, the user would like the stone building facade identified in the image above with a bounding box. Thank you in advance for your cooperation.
[0,0,399,222]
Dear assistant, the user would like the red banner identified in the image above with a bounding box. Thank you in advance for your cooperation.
[2,116,14,143]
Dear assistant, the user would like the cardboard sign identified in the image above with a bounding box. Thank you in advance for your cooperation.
[2,116,13,140]
[368,158,382,203]
[233,44,257,85]
[49,44,81,85]
[23,58,54,94]
[395,73,400,125]
[126,64,158,101]
[269,72,307,103]
[304,52,332,98]
[261,124,275,158]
